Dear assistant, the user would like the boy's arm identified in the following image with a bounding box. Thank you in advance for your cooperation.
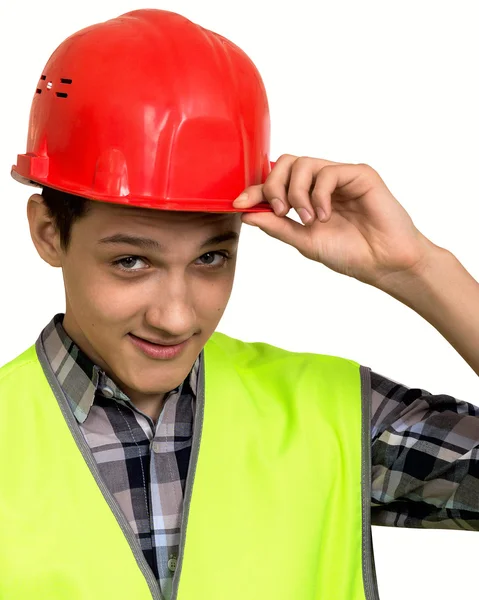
[377,245,479,377]
[233,155,479,527]
[370,370,479,529]
[370,247,479,527]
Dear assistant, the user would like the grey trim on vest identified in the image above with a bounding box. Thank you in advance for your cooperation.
[170,348,205,600]
[360,365,380,600]
[35,335,164,600]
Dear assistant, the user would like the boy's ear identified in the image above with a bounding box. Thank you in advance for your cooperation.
[26,194,63,267]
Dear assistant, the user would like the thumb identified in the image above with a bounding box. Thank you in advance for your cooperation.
[241,211,309,253]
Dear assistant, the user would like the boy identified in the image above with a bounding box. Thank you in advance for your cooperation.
[1,8,478,600]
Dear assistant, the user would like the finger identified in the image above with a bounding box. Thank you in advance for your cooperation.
[260,154,297,216]
[310,163,377,222]
[241,210,312,256]
[231,183,265,209]
[287,157,341,225]
[286,158,317,225]
[232,154,298,213]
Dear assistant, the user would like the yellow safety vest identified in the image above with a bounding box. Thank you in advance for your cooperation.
[0,331,379,599]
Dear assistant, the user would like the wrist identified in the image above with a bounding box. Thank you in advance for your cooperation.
[376,235,454,306]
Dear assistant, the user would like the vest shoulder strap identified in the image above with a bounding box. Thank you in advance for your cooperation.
[209,330,360,369]
[0,344,38,384]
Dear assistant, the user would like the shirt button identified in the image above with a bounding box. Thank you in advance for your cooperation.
[151,441,161,453]
[168,555,177,572]
[100,385,114,398]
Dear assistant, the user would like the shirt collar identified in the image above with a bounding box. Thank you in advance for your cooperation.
[40,313,198,424]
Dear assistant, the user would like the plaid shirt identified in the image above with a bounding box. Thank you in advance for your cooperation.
[41,313,479,599]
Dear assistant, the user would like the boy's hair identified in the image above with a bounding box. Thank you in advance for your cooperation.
[41,186,92,252]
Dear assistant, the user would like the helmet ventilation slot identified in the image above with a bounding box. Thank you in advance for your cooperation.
[57,77,72,97]
[35,75,72,97]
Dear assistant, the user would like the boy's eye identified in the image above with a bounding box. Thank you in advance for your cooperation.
[113,256,148,271]
[196,251,230,268]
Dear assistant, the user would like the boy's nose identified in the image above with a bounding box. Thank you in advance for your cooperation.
[144,288,197,340]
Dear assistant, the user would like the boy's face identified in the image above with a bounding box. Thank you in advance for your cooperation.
[29,195,242,400]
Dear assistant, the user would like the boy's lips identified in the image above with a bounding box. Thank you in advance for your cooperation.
[128,333,191,360]
[131,334,190,346]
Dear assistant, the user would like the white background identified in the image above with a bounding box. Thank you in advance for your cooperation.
[1,1,478,598]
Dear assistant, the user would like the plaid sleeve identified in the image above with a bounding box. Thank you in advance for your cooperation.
[369,370,479,530]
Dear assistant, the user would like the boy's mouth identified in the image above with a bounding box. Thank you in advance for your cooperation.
[128,333,191,360]
[130,333,189,347]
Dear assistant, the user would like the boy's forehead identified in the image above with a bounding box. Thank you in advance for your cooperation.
[83,200,242,247]
[89,200,239,224]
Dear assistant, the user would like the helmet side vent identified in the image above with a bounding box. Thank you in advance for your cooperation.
[56,78,72,98]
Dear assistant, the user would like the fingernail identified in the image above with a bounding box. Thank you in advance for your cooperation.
[316,207,326,221]
[271,198,284,214]
[233,193,249,206]
[297,208,313,224]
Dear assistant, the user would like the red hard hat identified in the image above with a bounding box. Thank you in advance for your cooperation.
[11,9,274,213]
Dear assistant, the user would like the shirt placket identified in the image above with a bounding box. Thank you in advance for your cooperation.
[149,392,183,600]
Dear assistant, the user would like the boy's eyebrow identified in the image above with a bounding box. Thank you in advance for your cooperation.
[97,231,239,251]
